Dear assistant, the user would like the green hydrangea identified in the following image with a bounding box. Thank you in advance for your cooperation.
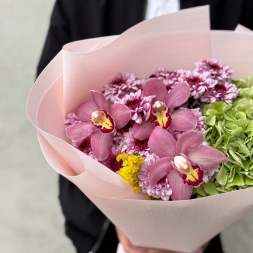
[195,76,253,197]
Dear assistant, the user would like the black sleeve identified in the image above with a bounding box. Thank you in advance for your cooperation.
[36,1,118,252]
[36,0,71,76]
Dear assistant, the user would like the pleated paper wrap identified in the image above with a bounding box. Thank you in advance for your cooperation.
[27,6,253,253]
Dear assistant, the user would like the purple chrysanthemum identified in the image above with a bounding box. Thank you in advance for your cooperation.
[122,128,150,157]
[190,108,206,133]
[179,71,217,99]
[102,73,144,102]
[65,113,80,125]
[201,82,239,103]
[72,137,95,158]
[138,154,172,200]
[101,147,123,173]
[202,167,219,183]
[195,59,233,82]
[150,67,181,91]
[116,89,154,124]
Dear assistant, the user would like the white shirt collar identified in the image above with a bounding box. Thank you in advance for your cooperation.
[145,0,180,20]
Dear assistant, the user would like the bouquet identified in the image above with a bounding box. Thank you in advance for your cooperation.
[65,59,235,201]
[27,6,253,253]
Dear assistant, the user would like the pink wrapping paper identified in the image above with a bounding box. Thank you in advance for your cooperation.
[27,6,253,253]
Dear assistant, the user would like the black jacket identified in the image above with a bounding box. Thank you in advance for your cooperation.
[37,1,253,252]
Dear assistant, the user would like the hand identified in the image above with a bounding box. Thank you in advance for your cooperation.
[116,228,186,253]
[116,228,210,253]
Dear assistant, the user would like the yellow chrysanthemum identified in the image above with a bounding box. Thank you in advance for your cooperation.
[117,153,144,193]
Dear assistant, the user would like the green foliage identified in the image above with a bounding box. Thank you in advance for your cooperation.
[198,76,253,196]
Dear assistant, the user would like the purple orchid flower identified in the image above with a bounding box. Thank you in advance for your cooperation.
[66,90,131,161]
[131,78,197,141]
[148,127,227,200]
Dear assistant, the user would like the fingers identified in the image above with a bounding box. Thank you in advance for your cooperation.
[116,228,147,253]
[116,226,210,253]
[116,228,183,253]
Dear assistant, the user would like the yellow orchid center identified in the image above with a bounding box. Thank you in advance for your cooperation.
[152,101,171,129]
[173,155,203,186]
[91,110,114,133]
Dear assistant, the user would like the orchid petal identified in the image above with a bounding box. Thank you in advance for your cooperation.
[143,78,168,102]
[132,121,154,140]
[167,172,193,200]
[148,126,176,158]
[188,145,228,171]
[176,130,204,156]
[90,90,108,111]
[166,82,190,110]
[148,157,174,187]
[91,132,113,161]
[76,101,97,121]
[66,122,96,141]
[170,109,197,132]
[110,104,131,129]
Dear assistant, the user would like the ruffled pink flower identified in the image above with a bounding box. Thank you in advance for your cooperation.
[65,113,80,125]
[116,89,154,124]
[150,67,181,91]
[179,71,217,99]
[66,90,131,161]
[138,154,172,200]
[195,59,233,82]
[102,73,144,102]
[201,82,239,103]
[203,167,219,183]
[131,79,197,141]
[71,137,95,158]
[190,108,206,133]
[148,127,227,200]
[122,128,150,157]
[101,147,123,173]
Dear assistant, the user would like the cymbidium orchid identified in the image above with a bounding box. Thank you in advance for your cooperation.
[131,79,197,141]
[148,127,227,200]
[66,90,131,161]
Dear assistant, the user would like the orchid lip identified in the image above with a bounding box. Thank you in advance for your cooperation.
[151,101,171,129]
[91,110,115,133]
[173,155,203,186]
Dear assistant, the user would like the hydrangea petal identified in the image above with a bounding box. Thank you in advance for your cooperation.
[148,157,174,187]
[166,82,190,110]
[110,103,131,129]
[167,172,193,200]
[176,131,204,156]
[148,126,176,158]
[91,132,113,161]
[170,109,197,131]
[132,121,154,141]
[76,101,97,121]
[188,145,228,171]
[66,122,96,141]
[143,78,168,102]
[90,90,108,111]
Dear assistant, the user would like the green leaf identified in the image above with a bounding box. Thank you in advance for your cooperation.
[216,187,230,193]
[202,181,219,196]
[228,150,244,166]
[195,184,207,197]
[239,88,253,99]
[216,165,228,186]
[205,115,216,126]
[232,174,244,186]
[235,112,247,120]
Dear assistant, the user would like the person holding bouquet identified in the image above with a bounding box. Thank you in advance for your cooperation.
[36,1,253,252]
